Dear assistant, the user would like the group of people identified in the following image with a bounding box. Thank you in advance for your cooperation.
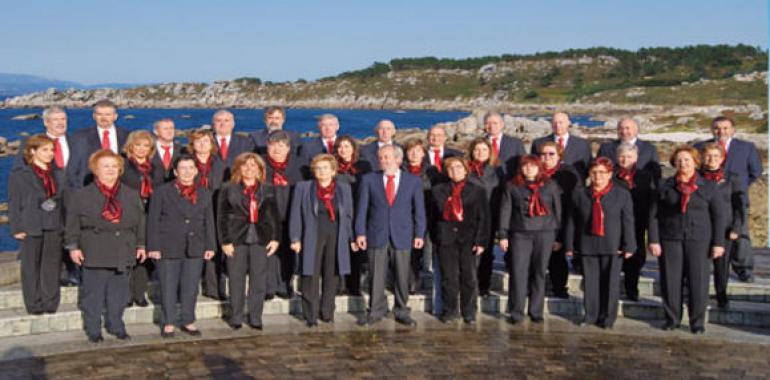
[7,100,763,342]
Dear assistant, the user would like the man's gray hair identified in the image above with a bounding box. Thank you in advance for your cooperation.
[42,106,66,120]
[212,109,234,121]
[317,113,338,124]
[378,144,403,161]
[483,111,503,123]
[616,142,638,156]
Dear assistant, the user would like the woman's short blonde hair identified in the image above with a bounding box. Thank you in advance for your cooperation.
[310,153,338,175]
[123,130,156,159]
[88,149,125,176]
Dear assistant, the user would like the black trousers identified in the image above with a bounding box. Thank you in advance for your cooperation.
[20,231,62,314]
[368,243,411,320]
[157,258,204,326]
[730,216,753,275]
[81,267,129,338]
[129,259,153,303]
[622,227,647,298]
[226,244,267,326]
[202,249,227,299]
[438,239,479,320]
[301,219,339,323]
[581,254,622,326]
[509,231,555,322]
[548,247,569,295]
[345,248,366,294]
[267,226,295,297]
[476,237,496,295]
[660,239,710,329]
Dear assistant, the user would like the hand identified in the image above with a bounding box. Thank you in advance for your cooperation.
[472,246,485,256]
[290,242,302,254]
[222,244,235,257]
[729,232,739,241]
[13,232,26,240]
[711,246,725,259]
[266,240,279,256]
[70,249,84,266]
[552,242,562,252]
[623,252,634,259]
[203,250,215,260]
[413,238,424,249]
[350,242,360,252]
[648,243,662,257]
[148,251,161,260]
[565,250,574,257]
[136,249,147,263]
[499,239,509,252]
[356,236,367,251]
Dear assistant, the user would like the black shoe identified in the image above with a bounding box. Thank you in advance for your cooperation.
[180,325,202,337]
[440,315,458,324]
[126,300,134,308]
[738,272,755,283]
[577,319,591,327]
[319,317,334,324]
[598,322,613,329]
[265,294,275,301]
[479,290,490,297]
[112,331,131,341]
[306,320,318,328]
[463,317,476,324]
[348,290,362,297]
[553,291,569,299]
[507,316,523,325]
[276,292,291,299]
[160,330,175,339]
[395,316,417,327]
[358,315,382,326]
[626,294,640,302]
[87,335,104,343]
[203,293,222,301]
[717,299,730,309]
[227,321,242,330]
[530,317,544,324]
[248,323,263,330]
[662,321,680,331]
[690,326,705,335]
[134,298,149,307]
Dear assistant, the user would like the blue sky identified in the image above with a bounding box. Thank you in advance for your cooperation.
[0,0,766,84]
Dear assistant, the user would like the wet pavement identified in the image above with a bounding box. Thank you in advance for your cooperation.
[0,312,767,379]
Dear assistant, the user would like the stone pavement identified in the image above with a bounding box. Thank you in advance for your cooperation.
[0,312,767,379]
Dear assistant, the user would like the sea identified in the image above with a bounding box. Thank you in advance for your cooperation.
[0,107,604,251]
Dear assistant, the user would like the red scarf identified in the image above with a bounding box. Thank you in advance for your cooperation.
[526,181,549,217]
[543,162,561,178]
[31,163,57,199]
[442,180,466,222]
[316,180,337,222]
[407,163,422,176]
[95,179,122,224]
[195,155,213,189]
[676,173,699,214]
[242,182,260,224]
[591,182,613,236]
[130,158,154,200]
[267,156,289,187]
[176,180,198,204]
[337,158,357,176]
[468,160,485,177]
[702,168,724,183]
[616,166,636,189]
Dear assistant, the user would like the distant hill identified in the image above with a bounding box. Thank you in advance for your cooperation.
[0,73,138,97]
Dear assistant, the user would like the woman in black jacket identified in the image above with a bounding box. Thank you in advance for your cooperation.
[565,157,636,329]
[8,134,69,314]
[649,145,727,334]
[700,143,744,309]
[402,139,434,296]
[147,155,216,338]
[431,157,490,323]
[65,149,146,342]
[499,154,561,324]
[217,153,280,330]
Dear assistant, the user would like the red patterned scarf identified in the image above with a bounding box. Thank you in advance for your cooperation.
[316,180,337,222]
[526,181,549,217]
[195,155,213,189]
[130,158,154,200]
[442,180,466,222]
[176,180,198,204]
[468,160,485,177]
[267,156,289,187]
[543,162,561,178]
[590,182,613,236]
[31,163,57,198]
[676,173,699,214]
[337,158,357,176]
[242,182,260,224]
[616,166,636,189]
[95,179,122,224]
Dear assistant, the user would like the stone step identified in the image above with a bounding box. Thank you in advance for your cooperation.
[0,288,768,338]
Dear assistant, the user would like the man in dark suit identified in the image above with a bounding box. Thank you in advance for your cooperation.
[68,99,129,189]
[212,109,256,169]
[484,112,525,177]
[695,116,763,282]
[530,112,592,177]
[300,113,340,164]
[13,107,72,173]
[360,119,402,171]
[355,145,426,327]
[151,118,184,183]
[250,106,300,155]
[597,117,661,182]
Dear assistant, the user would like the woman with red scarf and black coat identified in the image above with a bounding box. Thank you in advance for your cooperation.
[65,150,147,343]
[187,129,228,301]
[262,130,308,299]
[147,155,217,338]
[430,157,490,324]
[120,131,164,307]
[649,146,727,334]
[402,138,434,295]
[217,153,280,330]
[699,143,745,309]
[8,134,69,315]
[564,157,636,330]
[498,154,561,324]
[612,143,656,302]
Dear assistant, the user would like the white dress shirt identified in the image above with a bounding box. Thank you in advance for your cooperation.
[382,170,402,198]
[97,126,119,153]
[47,133,70,166]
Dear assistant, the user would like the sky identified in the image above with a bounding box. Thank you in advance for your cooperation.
[0,0,766,85]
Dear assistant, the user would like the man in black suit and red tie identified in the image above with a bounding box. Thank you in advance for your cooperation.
[530,112,592,177]
[597,117,661,183]
[212,109,256,171]
[13,106,72,173]
[300,113,340,163]
[250,106,301,155]
[484,112,525,177]
[151,118,183,183]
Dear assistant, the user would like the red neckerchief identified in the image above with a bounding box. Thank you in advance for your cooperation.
[316,180,337,222]
[702,168,724,183]
[95,179,122,224]
[676,173,699,214]
[591,182,613,236]
[31,163,57,198]
[616,166,636,189]
[468,160,485,177]
[407,163,422,176]
[526,181,549,217]
[195,155,213,189]
[242,182,260,224]
[176,180,198,204]
[337,158,357,175]
[442,180,466,222]
[130,158,154,200]
[543,162,561,178]
[267,156,289,187]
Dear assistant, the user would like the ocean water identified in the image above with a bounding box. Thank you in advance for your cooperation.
[0,107,603,251]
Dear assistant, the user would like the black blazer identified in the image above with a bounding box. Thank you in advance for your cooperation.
[335,160,373,205]
[64,183,146,269]
[531,134,592,177]
[612,168,656,231]
[700,170,746,238]
[430,181,490,247]
[598,139,661,182]
[262,153,309,222]
[67,126,129,189]
[498,180,561,235]
[217,133,256,169]
[695,138,763,192]
[8,165,69,236]
[299,138,331,165]
[250,129,301,155]
[551,164,582,241]
[216,182,280,246]
[565,185,636,255]
[146,183,216,259]
[121,157,167,210]
[492,135,526,177]
[195,155,227,194]
[648,174,728,248]
[150,142,185,183]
